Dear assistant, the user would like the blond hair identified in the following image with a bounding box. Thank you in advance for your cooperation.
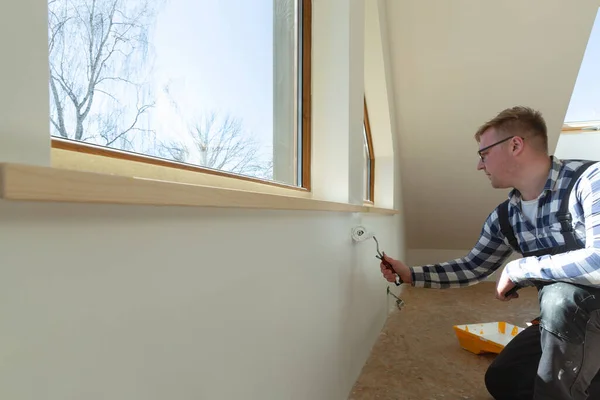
[474,106,548,153]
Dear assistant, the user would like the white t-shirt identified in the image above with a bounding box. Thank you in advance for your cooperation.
[521,198,538,224]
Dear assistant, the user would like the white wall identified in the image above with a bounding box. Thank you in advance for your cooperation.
[0,0,405,399]
[555,132,600,161]
[0,0,50,165]
[0,203,401,399]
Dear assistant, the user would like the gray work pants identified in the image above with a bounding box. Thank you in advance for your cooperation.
[485,282,600,399]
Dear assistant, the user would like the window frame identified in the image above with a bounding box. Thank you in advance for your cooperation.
[562,122,600,134]
[49,0,313,193]
[363,97,375,203]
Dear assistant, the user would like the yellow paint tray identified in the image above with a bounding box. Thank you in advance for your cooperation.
[452,321,524,354]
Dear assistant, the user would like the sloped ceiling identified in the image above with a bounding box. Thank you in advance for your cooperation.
[383,0,600,250]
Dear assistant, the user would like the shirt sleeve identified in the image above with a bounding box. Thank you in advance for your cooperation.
[506,163,600,287]
[410,209,514,288]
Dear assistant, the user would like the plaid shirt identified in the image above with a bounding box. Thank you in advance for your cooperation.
[410,157,600,289]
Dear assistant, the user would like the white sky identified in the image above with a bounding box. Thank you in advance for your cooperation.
[147,0,275,158]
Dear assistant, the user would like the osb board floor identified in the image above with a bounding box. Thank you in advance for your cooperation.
[349,282,540,400]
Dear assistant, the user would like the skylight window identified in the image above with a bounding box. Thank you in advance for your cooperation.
[564,8,600,126]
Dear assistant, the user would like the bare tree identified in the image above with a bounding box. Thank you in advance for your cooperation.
[156,140,188,163]
[48,0,274,180]
[48,0,159,149]
[156,111,273,179]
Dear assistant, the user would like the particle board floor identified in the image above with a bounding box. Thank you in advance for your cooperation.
[349,282,540,400]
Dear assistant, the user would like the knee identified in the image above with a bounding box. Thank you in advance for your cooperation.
[539,283,589,343]
[539,282,576,313]
[485,364,511,400]
[539,284,574,326]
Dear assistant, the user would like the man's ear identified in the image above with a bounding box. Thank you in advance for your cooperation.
[511,136,525,153]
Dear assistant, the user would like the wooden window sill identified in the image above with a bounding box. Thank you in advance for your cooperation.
[0,163,399,214]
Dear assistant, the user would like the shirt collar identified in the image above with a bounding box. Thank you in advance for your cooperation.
[508,156,562,203]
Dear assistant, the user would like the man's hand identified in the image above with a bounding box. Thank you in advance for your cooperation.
[380,254,413,285]
[496,266,518,301]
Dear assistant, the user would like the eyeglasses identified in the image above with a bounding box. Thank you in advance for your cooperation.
[478,135,522,162]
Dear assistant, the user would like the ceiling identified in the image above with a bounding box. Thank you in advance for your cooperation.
[383,0,600,249]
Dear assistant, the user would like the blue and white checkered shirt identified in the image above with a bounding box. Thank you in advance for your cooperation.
[410,157,600,289]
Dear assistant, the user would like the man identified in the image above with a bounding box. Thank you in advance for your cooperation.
[380,106,600,399]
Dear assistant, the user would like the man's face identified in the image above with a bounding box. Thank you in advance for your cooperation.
[476,128,513,188]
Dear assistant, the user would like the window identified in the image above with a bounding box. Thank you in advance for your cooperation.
[563,7,600,130]
[363,98,375,202]
[47,0,311,189]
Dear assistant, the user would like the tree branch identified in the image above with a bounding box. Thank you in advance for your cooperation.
[48,0,158,146]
